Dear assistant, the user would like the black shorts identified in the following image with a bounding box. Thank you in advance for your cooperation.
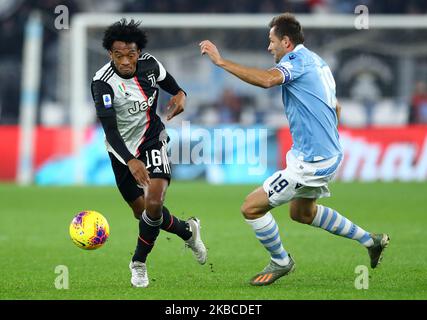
[109,140,171,203]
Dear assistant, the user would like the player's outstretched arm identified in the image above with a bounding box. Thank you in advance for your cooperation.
[199,40,283,88]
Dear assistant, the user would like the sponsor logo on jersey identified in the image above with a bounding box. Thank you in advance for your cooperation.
[102,94,112,108]
[128,90,157,115]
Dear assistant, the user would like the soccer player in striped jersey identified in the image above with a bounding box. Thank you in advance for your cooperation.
[91,19,207,288]
[200,13,389,286]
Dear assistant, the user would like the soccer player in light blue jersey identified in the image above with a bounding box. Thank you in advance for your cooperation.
[200,13,390,286]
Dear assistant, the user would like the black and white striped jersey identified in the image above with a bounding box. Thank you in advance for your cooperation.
[91,53,170,164]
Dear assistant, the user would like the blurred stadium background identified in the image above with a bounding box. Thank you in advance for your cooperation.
[1,0,427,186]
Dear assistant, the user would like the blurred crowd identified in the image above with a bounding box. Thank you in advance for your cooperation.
[1,0,427,125]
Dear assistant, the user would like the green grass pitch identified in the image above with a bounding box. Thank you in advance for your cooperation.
[0,181,426,300]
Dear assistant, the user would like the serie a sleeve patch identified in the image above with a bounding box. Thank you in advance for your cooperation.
[102,94,112,108]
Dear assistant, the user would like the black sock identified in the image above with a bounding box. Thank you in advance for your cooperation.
[132,210,162,263]
[161,206,192,241]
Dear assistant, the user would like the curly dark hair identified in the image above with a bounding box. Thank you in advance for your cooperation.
[269,13,304,45]
[102,19,147,51]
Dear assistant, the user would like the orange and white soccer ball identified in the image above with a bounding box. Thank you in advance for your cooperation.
[69,210,110,250]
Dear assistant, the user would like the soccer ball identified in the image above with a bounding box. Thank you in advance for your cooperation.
[69,210,110,250]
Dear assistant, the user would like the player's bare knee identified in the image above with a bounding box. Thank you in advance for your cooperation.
[240,202,251,219]
[289,207,310,224]
[289,207,301,222]
[290,206,316,224]
[144,198,164,220]
[241,201,261,220]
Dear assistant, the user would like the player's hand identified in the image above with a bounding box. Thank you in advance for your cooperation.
[199,40,223,65]
[166,90,185,121]
[127,158,150,187]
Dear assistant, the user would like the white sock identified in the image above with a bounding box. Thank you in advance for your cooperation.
[246,212,290,266]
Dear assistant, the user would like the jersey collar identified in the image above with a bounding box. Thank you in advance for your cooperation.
[293,44,305,52]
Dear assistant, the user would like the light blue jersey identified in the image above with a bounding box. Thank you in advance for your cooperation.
[275,44,342,162]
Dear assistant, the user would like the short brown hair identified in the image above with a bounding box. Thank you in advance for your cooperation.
[269,13,304,45]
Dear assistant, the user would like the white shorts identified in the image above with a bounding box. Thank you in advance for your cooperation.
[263,151,343,207]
